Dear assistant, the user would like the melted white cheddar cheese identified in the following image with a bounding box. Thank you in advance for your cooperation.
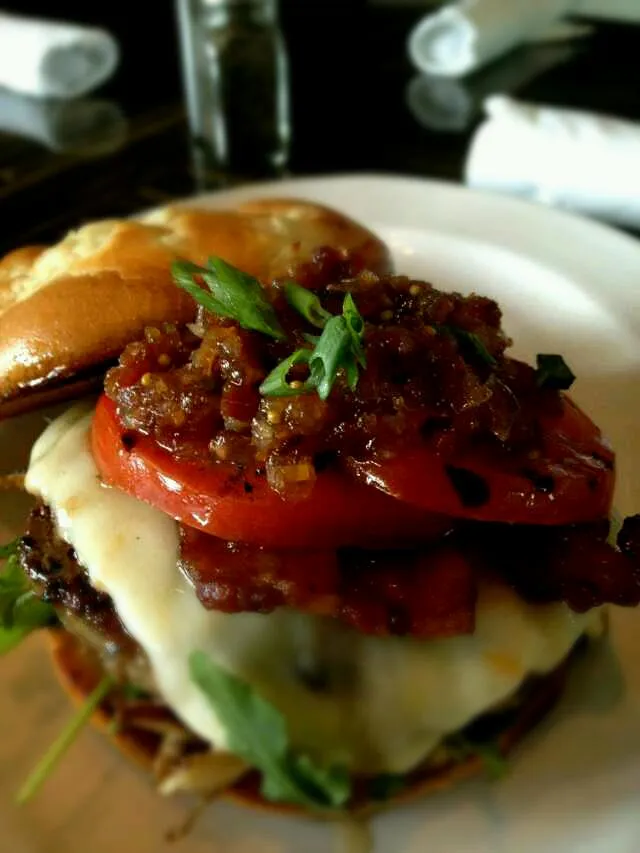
[25,405,598,774]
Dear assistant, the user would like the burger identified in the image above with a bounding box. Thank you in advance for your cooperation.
[1,196,639,818]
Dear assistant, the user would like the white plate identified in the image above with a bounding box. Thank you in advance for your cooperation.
[1,174,640,853]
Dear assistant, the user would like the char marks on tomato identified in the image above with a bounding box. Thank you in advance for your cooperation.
[106,270,516,471]
[92,394,452,549]
[103,258,614,525]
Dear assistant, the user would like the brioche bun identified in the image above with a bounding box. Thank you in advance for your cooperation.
[0,199,390,418]
[46,628,573,817]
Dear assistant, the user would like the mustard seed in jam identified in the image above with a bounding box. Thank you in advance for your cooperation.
[106,264,565,498]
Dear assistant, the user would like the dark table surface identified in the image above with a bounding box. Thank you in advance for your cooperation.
[2,1,640,254]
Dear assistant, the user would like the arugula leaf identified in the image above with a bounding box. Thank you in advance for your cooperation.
[16,674,115,805]
[263,754,351,809]
[367,734,508,803]
[171,257,287,341]
[447,734,508,780]
[0,537,20,559]
[284,281,332,329]
[189,651,351,810]
[120,683,151,701]
[535,353,575,390]
[260,293,367,401]
[0,543,56,655]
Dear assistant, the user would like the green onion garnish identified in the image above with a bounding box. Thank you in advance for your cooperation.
[172,257,286,341]
[535,353,575,390]
[284,281,332,329]
[260,293,367,400]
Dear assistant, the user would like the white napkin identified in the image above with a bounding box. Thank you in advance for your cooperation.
[406,41,576,132]
[408,0,580,78]
[465,95,640,228]
[0,89,127,154]
[0,12,119,99]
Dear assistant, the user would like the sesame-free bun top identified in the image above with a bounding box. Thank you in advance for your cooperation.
[0,199,390,418]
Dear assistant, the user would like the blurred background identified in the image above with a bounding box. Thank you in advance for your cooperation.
[1,0,639,252]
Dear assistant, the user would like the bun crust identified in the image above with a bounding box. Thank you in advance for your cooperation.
[0,200,390,417]
[46,628,573,818]
[0,270,193,417]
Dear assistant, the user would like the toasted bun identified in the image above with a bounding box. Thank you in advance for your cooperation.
[0,199,390,418]
[46,628,573,817]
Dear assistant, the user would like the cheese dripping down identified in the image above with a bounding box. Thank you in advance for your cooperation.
[25,405,599,774]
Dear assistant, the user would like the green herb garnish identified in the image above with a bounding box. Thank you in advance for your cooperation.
[284,281,332,329]
[447,734,508,780]
[308,314,358,399]
[258,348,312,398]
[260,293,367,401]
[0,537,20,559]
[172,257,286,341]
[436,325,496,367]
[120,683,151,701]
[173,256,367,400]
[0,539,56,655]
[453,328,497,367]
[342,293,367,371]
[189,651,351,810]
[535,353,575,390]
[17,674,115,805]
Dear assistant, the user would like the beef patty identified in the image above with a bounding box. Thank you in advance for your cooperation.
[19,504,153,689]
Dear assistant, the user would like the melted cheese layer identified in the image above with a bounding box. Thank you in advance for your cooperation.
[26,405,597,774]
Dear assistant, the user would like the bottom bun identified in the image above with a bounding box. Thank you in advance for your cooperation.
[46,627,577,817]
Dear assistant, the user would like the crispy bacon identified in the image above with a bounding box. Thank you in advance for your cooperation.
[179,532,340,616]
[179,526,476,638]
[180,516,640,634]
[468,516,640,612]
[337,548,476,637]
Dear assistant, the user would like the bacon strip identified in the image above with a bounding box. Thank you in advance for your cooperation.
[337,548,476,637]
[179,527,476,638]
[180,515,640,636]
[468,516,640,612]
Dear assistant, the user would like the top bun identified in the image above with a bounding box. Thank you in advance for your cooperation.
[0,199,390,418]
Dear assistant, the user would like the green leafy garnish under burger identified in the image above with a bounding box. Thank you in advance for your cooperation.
[0,537,56,655]
[189,651,351,810]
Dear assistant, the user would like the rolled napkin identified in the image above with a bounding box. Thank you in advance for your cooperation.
[0,89,127,154]
[0,12,119,99]
[406,41,577,132]
[408,0,579,78]
[465,95,640,228]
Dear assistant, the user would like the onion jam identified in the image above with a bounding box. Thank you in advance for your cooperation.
[105,261,563,499]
